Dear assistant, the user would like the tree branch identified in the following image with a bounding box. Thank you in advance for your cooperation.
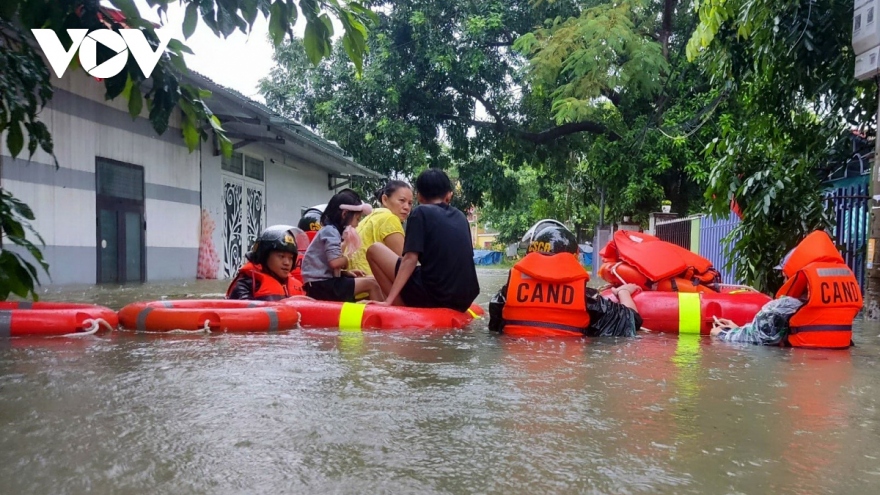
[454,86,506,127]
[436,114,621,143]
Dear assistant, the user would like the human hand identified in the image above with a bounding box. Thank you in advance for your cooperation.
[712,316,736,331]
[373,300,393,307]
[613,283,642,296]
[348,269,366,278]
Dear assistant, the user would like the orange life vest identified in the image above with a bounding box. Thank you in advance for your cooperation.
[226,262,304,301]
[775,231,862,349]
[502,252,590,337]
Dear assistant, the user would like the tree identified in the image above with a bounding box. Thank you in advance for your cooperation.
[688,0,873,292]
[260,0,718,227]
[0,0,374,299]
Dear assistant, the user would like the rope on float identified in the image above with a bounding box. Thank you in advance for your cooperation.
[58,318,115,338]
[611,262,628,286]
[164,319,213,334]
[716,283,761,293]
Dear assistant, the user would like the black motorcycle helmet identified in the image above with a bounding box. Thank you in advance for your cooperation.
[297,208,323,233]
[527,224,578,255]
[247,225,299,266]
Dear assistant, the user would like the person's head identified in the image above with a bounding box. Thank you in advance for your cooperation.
[526,224,578,255]
[415,168,453,203]
[247,225,299,279]
[297,208,323,233]
[375,180,413,221]
[322,189,372,232]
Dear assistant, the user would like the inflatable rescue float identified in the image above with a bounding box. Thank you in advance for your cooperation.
[611,289,772,335]
[118,299,301,333]
[0,302,118,337]
[285,297,484,331]
[595,230,772,333]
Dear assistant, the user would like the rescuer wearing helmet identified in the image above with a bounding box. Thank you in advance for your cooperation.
[297,208,324,241]
[226,225,306,300]
[711,230,861,348]
[489,222,643,337]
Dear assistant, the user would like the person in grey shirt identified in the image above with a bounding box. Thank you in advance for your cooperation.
[301,189,384,302]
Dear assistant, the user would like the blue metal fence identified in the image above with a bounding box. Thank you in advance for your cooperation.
[698,214,741,284]
[824,178,869,289]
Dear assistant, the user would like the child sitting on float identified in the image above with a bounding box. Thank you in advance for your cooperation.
[300,189,385,302]
[226,225,306,301]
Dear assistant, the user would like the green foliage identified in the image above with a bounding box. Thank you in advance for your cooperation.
[0,22,55,165]
[691,0,872,292]
[261,0,714,228]
[0,0,374,299]
[0,189,49,300]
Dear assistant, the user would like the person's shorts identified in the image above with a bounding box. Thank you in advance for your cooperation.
[395,258,444,308]
[304,277,356,303]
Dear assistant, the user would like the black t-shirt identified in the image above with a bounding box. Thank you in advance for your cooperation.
[403,203,480,310]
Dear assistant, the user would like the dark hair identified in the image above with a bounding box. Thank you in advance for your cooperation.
[415,168,452,201]
[374,180,412,205]
[321,188,363,233]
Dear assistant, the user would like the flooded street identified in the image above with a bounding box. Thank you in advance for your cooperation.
[2,269,880,494]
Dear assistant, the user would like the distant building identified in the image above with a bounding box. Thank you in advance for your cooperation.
[465,207,499,249]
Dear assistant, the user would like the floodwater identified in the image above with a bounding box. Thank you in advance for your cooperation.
[2,269,880,494]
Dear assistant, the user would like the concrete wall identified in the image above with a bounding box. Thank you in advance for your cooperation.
[0,70,200,284]
[200,141,348,279]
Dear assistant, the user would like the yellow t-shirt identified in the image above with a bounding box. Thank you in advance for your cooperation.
[349,208,405,274]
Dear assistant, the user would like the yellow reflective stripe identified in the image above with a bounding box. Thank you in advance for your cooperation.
[467,308,480,319]
[338,302,365,331]
[678,292,702,334]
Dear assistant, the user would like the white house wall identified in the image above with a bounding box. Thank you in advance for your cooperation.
[200,141,342,279]
[0,70,200,285]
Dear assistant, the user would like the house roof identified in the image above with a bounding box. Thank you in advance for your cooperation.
[184,71,384,180]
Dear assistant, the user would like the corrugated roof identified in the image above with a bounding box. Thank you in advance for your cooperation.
[184,71,382,179]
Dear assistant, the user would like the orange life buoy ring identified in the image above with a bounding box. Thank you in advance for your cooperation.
[0,302,118,337]
[118,299,300,333]
[598,261,650,288]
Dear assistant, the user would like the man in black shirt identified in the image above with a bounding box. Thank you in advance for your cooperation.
[367,169,480,312]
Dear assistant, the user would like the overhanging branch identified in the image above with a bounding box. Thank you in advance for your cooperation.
[437,114,621,143]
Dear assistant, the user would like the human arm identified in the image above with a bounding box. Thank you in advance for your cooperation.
[383,232,405,256]
[711,297,803,345]
[611,283,641,311]
[226,274,256,300]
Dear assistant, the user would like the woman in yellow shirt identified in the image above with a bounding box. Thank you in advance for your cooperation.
[348,180,413,274]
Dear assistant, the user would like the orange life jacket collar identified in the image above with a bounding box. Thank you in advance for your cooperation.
[515,252,590,283]
[229,262,303,300]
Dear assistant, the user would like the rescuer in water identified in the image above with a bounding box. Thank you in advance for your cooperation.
[488,222,643,337]
[711,230,862,348]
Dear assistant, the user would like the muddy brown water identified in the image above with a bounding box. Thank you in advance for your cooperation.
[1,269,880,494]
